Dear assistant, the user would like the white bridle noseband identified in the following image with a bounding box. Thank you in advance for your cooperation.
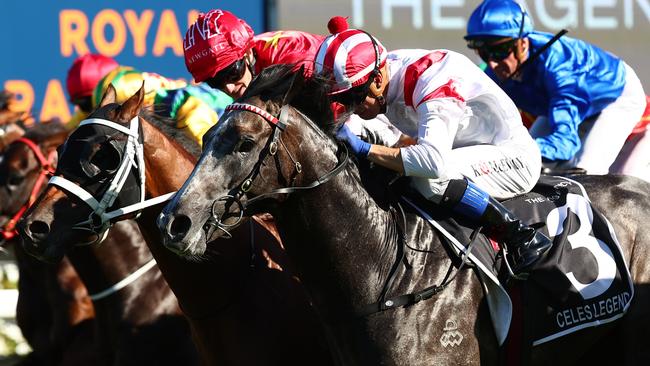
[48,116,175,243]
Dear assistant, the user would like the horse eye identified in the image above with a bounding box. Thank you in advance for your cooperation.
[7,174,24,188]
[238,139,256,153]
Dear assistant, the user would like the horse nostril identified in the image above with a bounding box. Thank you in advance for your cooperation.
[169,215,191,239]
[28,220,50,240]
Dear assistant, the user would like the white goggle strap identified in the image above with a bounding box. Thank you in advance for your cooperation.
[130,118,146,205]
[95,117,141,214]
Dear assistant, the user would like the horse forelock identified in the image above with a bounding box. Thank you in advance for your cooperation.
[242,64,338,136]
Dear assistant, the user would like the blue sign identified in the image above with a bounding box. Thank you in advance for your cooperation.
[0,0,266,122]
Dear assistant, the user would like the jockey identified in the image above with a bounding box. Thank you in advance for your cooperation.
[89,65,232,146]
[315,19,551,275]
[65,53,119,129]
[465,0,647,176]
[183,9,325,99]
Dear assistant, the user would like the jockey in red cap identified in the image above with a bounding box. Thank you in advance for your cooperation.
[315,17,551,277]
[183,9,325,99]
[66,53,118,118]
[65,53,231,146]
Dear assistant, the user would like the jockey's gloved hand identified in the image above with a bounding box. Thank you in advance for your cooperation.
[336,124,371,157]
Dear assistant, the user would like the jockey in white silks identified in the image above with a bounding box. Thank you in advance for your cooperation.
[314,17,551,276]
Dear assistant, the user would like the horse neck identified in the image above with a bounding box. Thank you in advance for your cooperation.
[275,135,401,307]
[140,119,196,197]
[135,119,230,316]
[67,222,152,294]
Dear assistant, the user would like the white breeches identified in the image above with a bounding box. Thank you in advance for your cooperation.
[410,137,542,203]
[530,62,647,176]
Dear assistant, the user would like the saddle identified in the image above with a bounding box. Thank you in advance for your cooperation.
[400,175,633,352]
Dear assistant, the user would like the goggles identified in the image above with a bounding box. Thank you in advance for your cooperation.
[331,84,369,107]
[212,58,247,87]
[468,38,517,63]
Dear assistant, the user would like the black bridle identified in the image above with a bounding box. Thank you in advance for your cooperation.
[203,102,349,239]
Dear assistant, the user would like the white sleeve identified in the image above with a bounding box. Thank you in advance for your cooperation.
[400,98,465,178]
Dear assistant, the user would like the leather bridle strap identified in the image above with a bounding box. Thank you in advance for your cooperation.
[1,138,56,241]
[223,103,349,208]
[245,144,349,207]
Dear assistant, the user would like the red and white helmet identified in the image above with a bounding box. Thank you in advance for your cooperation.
[183,9,255,83]
[66,53,118,101]
[314,17,387,94]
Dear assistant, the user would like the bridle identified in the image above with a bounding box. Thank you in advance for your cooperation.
[0,137,56,243]
[203,102,349,238]
[47,116,175,245]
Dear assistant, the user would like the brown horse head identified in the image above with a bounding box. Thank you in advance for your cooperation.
[19,84,147,261]
[0,122,67,242]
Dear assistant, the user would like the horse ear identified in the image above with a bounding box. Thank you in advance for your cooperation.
[282,66,306,105]
[99,84,117,108]
[118,82,145,122]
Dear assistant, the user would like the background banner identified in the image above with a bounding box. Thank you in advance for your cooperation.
[276,0,650,89]
[0,0,266,123]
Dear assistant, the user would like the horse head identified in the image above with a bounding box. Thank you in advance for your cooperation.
[0,122,66,244]
[19,84,147,262]
[158,64,344,256]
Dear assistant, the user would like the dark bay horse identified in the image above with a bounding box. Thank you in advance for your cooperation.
[157,65,650,365]
[19,84,332,365]
[0,120,96,366]
[1,121,198,366]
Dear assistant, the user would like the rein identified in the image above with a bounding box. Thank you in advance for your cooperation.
[357,200,481,317]
[1,137,56,242]
[47,116,175,245]
[88,258,157,301]
[204,103,349,238]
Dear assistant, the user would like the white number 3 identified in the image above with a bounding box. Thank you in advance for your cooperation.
[546,193,616,300]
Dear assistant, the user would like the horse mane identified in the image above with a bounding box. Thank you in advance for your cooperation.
[242,64,339,136]
[23,120,68,142]
[140,107,201,158]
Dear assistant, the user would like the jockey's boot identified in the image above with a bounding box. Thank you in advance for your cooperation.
[442,179,552,276]
[480,196,552,275]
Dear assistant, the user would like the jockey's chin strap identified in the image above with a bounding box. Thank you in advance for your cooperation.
[204,103,349,238]
[48,116,175,245]
[1,137,56,243]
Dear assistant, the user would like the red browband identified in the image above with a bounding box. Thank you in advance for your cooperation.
[225,103,280,126]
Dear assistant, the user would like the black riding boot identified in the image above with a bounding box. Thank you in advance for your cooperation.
[480,197,552,275]
[441,179,552,276]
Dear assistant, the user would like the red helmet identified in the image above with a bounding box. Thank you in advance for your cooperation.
[183,10,255,83]
[66,53,118,101]
[314,17,387,94]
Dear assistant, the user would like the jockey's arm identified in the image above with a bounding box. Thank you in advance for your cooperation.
[367,99,463,177]
[367,145,405,174]
[535,72,584,161]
